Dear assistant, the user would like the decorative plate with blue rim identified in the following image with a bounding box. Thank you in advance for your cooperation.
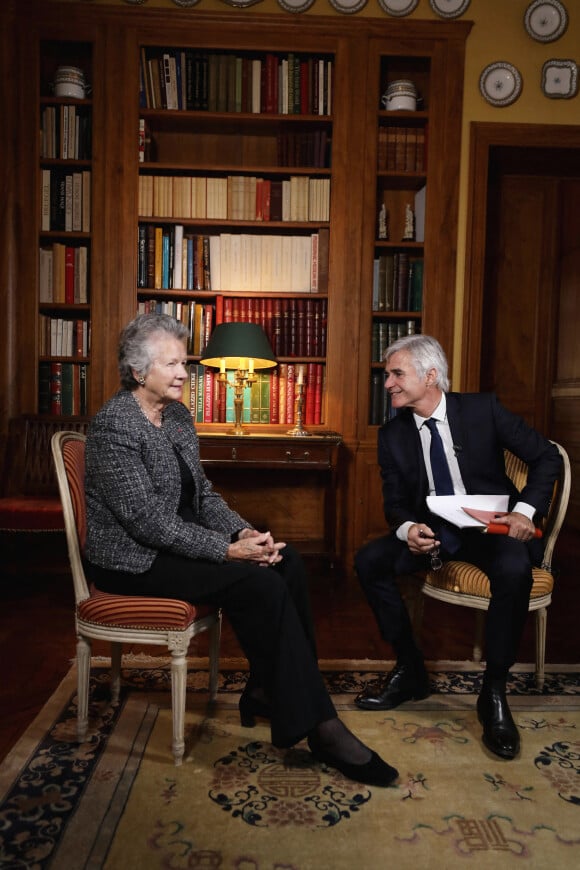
[429,0,470,18]
[541,59,578,98]
[479,62,522,108]
[524,0,568,43]
[377,0,419,16]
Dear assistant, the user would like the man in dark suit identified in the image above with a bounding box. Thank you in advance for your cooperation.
[355,334,561,760]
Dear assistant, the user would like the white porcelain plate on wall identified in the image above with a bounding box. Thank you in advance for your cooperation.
[479,62,523,108]
[429,0,470,18]
[524,0,568,43]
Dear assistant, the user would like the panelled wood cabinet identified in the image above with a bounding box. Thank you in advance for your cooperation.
[7,3,470,568]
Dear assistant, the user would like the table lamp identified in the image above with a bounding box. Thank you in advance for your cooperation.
[200,322,277,435]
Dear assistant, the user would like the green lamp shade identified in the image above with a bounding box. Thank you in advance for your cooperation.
[200,322,277,370]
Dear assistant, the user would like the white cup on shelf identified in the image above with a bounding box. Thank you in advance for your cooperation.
[54,66,86,99]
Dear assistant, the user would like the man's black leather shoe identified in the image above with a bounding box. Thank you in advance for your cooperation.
[476,681,520,760]
[355,662,430,711]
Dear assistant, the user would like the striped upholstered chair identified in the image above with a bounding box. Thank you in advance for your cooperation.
[51,431,222,765]
[408,442,571,690]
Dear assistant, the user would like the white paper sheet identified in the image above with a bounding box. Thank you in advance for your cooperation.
[426,494,509,528]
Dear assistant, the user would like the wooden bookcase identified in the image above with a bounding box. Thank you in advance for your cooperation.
[136,47,333,429]
[37,40,94,416]
[8,4,470,564]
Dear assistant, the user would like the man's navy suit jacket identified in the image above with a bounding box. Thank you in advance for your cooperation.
[377,392,562,535]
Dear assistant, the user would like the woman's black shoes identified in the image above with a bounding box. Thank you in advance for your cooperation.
[239,690,271,727]
[307,735,399,788]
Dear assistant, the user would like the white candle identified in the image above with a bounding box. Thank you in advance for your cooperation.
[297,366,304,386]
[248,358,254,374]
[219,358,226,374]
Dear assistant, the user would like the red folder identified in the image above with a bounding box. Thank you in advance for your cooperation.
[462,508,542,538]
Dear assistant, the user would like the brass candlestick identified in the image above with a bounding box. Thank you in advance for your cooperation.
[287,381,311,437]
[218,366,257,435]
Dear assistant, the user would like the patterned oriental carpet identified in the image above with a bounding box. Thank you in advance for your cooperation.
[1,659,579,869]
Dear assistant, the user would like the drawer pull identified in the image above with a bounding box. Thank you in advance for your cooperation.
[285,450,292,458]
[231,447,237,460]
[303,451,310,459]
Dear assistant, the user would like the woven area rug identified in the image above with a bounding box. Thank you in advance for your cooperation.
[1,659,579,869]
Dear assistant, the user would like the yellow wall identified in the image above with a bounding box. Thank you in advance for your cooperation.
[52,0,580,380]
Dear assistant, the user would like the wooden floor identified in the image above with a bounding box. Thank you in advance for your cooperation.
[1,526,579,765]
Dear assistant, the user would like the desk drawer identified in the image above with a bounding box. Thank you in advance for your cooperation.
[201,442,333,468]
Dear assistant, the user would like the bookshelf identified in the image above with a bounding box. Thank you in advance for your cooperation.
[136,47,333,429]
[37,40,93,417]
[354,34,468,554]
[9,5,470,563]
[368,56,429,427]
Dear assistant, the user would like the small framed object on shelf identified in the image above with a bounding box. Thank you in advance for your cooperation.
[429,0,470,18]
[479,61,522,108]
[524,1,568,43]
[541,59,578,98]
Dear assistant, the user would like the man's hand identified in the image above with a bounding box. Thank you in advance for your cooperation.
[408,523,440,556]
[493,511,536,542]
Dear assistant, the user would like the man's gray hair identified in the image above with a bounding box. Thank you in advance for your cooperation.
[118,313,189,390]
[384,334,450,392]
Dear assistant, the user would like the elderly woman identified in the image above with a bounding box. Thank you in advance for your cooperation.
[84,313,398,787]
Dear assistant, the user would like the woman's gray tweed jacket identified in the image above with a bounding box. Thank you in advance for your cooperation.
[84,390,248,573]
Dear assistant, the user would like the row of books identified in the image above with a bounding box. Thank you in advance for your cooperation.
[137,227,329,293]
[40,168,91,233]
[140,48,333,116]
[369,371,400,426]
[372,253,423,313]
[137,299,214,357]
[138,294,328,359]
[39,243,89,304]
[138,174,331,223]
[182,363,325,426]
[377,125,427,173]
[41,104,92,160]
[39,316,90,358]
[371,319,418,363]
[38,361,88,416]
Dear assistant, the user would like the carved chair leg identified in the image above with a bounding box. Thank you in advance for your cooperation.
[169,640,188,766]
[535,607,547,691]
[473,611,484,663]
[76,634,92,742]
[110,642,122,704]
[208,614,222,701]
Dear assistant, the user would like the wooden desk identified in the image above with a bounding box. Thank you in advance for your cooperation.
[199,431,342,561]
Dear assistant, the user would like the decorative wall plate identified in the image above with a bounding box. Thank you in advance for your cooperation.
[277,0,316,11]
[479,62,522,107]
[429,0,470,18]
[170,0,201,6]
[524,1,568,43]
[328,0,367,13]
[541,59,578,98]
[220,0,263,6]
[377,0,419,16]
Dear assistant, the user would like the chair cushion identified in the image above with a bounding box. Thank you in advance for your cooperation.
[423,561,554,599]
[0,496,64,531]
[77,589,214,631]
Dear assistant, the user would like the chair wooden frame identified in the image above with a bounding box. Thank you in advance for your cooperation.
[409,442,571,689]
[51,430,222,765]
